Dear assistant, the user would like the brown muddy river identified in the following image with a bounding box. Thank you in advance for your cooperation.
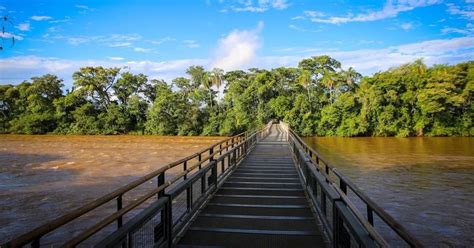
[0,135,222,244]
[303,137,474,247]
[1,135,473,246]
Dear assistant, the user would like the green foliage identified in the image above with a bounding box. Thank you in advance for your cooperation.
[4,75,63,134]
[1,58,473,136]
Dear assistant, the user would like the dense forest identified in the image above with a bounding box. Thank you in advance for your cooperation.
[1,56,473,136]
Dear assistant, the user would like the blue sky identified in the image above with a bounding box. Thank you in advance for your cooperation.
[0,0,473,87]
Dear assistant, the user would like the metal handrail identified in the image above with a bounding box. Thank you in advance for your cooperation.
[280,122,423,247]
[2,125,271,248]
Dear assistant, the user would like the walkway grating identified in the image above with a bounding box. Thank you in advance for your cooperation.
[177,125,326,248]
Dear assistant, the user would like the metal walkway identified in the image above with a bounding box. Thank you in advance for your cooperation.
[177,125,326,247]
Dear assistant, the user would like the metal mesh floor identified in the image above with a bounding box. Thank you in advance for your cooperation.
[177,125,326,248]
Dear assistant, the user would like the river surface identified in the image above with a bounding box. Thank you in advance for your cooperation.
[303,136,474,247]
[0,135,222,245]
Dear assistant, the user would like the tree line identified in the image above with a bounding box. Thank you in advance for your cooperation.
[1,56,473,136]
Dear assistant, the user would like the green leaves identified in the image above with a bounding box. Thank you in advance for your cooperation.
[2,59,473,137]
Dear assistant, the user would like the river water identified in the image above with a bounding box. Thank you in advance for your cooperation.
[303,136,474,247]
[0,135,222,244]
[1,135,473,246]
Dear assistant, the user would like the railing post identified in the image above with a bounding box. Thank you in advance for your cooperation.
[321,191,327,216]
[183,161,187,180]
[31,238,40,248]
[183,160,192,211]
[187,184,192,211]
[165,195,172,248]
[157,172,165,199]
[117,194,123,229]
[340,180,347,194]
[233,147,237,164]
[332,203,340,248]
[198,154,202,169]
[199,153,205,193]
[367,206,374,225]
[221,159,225,175]
[212,161,218,187]
[209,147,214,162]
[243,138,247,155]
[208,147,218,187]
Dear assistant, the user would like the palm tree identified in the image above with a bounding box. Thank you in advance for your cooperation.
[205,68,224,108]
[298,69,312,101]
[322,71,336,103]
[186,65,206,88]
[210,68,224,90]
[344,67,361,92]
[201,72,212,107]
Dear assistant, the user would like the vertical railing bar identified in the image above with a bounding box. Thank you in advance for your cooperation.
[321,191,327,216]
[31,238,40,248]
[183,161,187,180]
[221,159,225,175]
[157,172,165,199]
[340,180,347,194]
[198,154,202,169]
[187,185,192,211]
[367,206,374,226]
[117,194,123,229]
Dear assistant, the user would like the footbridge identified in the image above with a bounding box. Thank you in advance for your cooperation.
[2,122,422,248]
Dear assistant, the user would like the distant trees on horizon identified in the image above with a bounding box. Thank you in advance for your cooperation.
[1,56,473,137]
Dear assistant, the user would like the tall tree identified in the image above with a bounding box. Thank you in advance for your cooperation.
[72,66,121,110]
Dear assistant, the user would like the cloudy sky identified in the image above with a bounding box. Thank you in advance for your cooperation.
[0,0,473,87]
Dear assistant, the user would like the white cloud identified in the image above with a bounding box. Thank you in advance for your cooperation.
[52,34,141,46]
[75,4,94,14]
[223,0,290,13]
[147,37,175,45]
[183,40,200,48]
[1,36,472,87]
[108,57,125,61]
[31,15,53,21]
[441,24,473,35]
[400,22,414,30]
[211,21,263,70]
[109,42,132,47]
[262,37,474,75]
[16,23,30,31]
[47,26,60,33]
[271,0,289,9]
[134,47,151,52]
[273,47,325,54]
[49,16,71,24]
[0,32,24,41]
[75,5,90,10]
[0,56,207,87]
[288,24,321,32]
[447,3,474,20]
[63,36,97,45]
[302,0,441,24]
[302,10,325,18]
